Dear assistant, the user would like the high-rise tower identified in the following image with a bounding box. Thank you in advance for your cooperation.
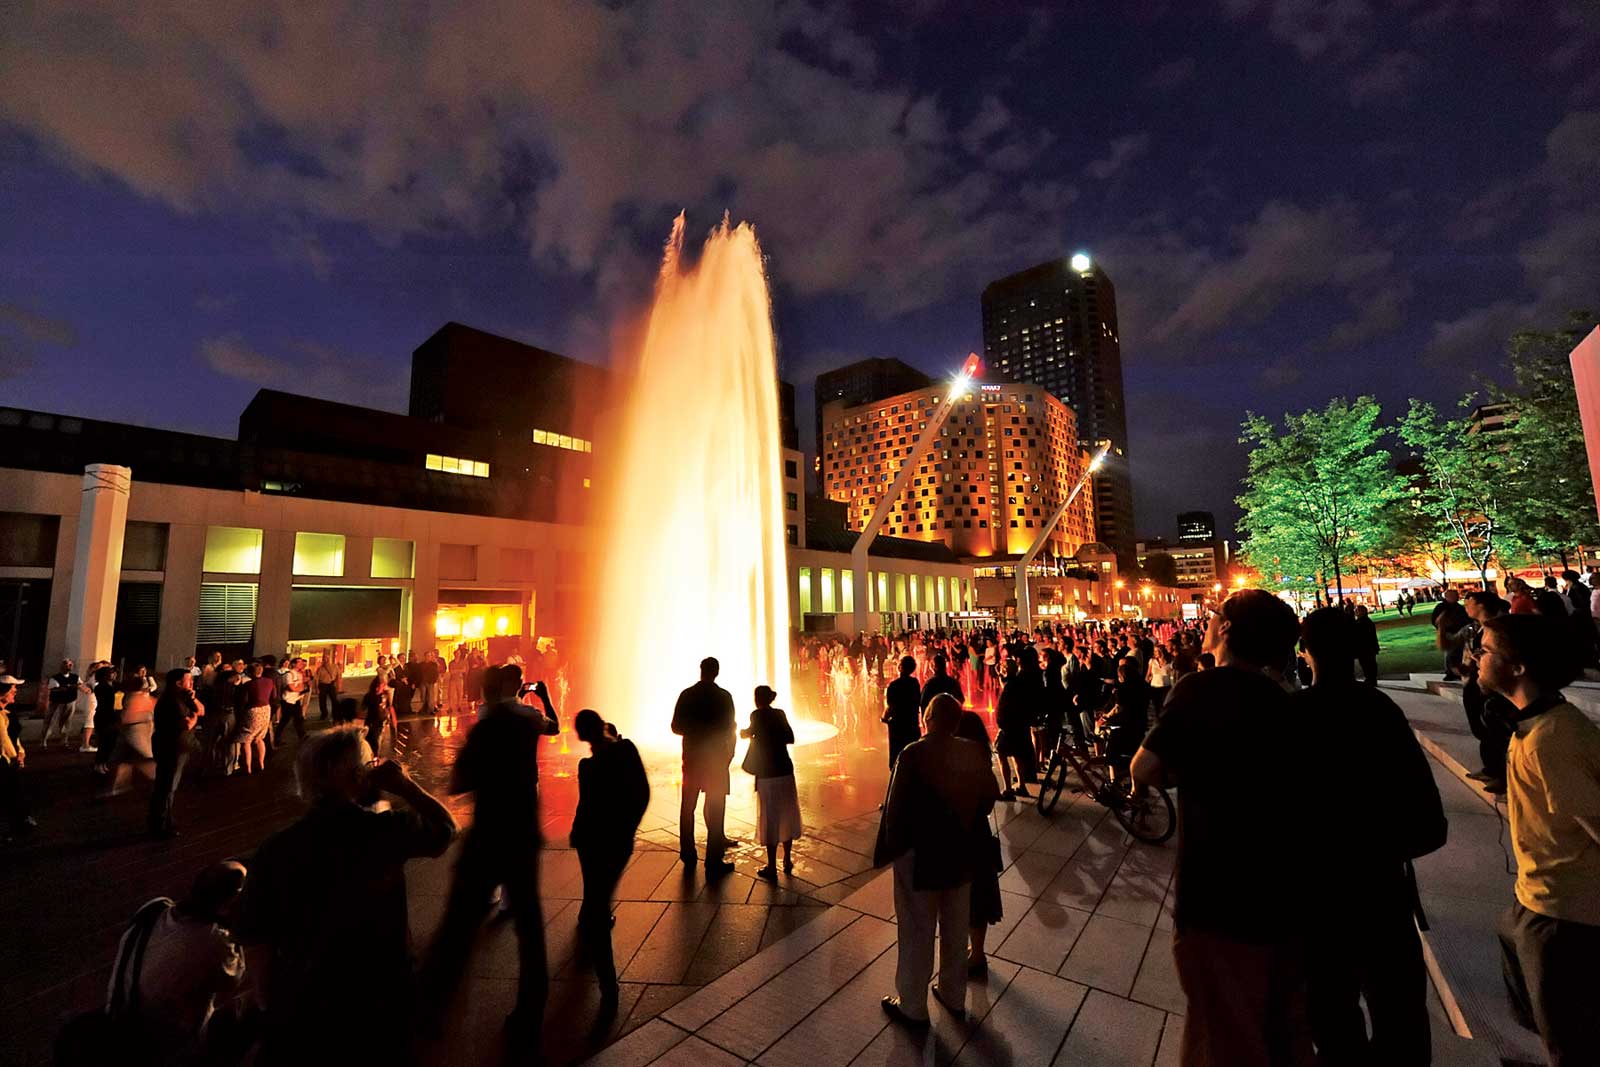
[981,253,1135,563]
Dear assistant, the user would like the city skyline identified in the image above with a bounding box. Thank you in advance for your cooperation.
[3,3,1597,543]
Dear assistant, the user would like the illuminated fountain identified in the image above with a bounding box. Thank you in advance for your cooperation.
[580,214,831,751]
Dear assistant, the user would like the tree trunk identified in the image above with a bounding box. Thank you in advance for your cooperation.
[1561,546,1570,568]
[1333,554,1345,603]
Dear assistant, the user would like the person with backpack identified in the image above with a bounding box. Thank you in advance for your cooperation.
[569,708,649,1034]
[1296,607,1447,1062]
[102,862,249,1064]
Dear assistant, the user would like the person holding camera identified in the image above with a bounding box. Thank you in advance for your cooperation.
[421,663,560,1050]
[237,728,455,1065]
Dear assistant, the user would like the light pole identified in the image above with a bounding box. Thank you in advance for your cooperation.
[1015,444,1108,632]
[851,353,982,635]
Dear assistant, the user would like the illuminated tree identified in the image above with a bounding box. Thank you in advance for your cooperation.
[1395,400,1505,590]
[1237,397,1398,602]
[1484,311,1600,567]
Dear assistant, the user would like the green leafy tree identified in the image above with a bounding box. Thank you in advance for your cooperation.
[1371,489,1457,589]
[1483,311,1600,566]
[1237,396,1398,602]
[1396,400,1505,590]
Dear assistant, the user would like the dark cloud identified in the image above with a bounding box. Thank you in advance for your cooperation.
[1348,50,1426,106]
[1084,133,1151,180]
[0,303,78,347]
[0,302,77,381]
[1146,57,1196,90]
[0,1,1078,320]
[199,333,407,411]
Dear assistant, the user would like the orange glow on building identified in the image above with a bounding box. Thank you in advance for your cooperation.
[819,381,1095,558]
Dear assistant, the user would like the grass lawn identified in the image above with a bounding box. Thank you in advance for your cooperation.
[1373,614,1444,678]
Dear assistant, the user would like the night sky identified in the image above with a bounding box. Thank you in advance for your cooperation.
[3,2,1597,540]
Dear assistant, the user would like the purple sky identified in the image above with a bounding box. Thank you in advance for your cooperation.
[2,1,1597,539]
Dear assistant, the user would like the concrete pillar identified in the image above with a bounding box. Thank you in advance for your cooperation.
[64,464,131,668]
[344,535,374,584]
[1568,327,1600,527]
[410,539,439,658]
[41,513,79,672]
[255,528,294,658]
[155,523,206,669]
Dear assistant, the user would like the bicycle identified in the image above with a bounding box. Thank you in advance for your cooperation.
[1035,728,1175,844]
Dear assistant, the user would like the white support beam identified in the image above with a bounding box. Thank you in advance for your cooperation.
[850,353,981,634]
[1014,444,1107,632]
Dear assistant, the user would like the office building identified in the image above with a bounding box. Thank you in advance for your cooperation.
[981,254,1135,563]
[1136,537,1219,587]
[0,328,986,678]
[818,378,1095,560]
[1177,511,1216,544]
[813,357,930,469]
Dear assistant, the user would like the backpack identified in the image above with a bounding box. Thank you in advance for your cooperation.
[54,898,171,1066]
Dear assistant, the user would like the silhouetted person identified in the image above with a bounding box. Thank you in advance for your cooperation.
[994,647,1043,798]
[1297,608,1446,1064]
[672,656,737,876]
[882,656,922,769]
[1132,589,1316,1064]
[742,685,801,879]
[149,668,203,839]
[570,708,649,1035]
[918,653,964,711]
[1461,591,1514,793]
[877,693,999,1030]
[238,728,455,1065]
[954,709,1003,979]
[422,665,559,1049]
[1353,604,1380,685]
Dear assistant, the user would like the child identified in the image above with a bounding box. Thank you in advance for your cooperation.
[740,685,801,880]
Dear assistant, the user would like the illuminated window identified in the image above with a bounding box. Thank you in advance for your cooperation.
[798,567,812,616]
[203,526,262,574]
[533,430,548,445]
[372,538,414,579]
[425,453,490,478]
[293,532,346,577]
[820,568,836,613]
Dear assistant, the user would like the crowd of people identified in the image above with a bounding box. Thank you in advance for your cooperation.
[17,573,1600,1065]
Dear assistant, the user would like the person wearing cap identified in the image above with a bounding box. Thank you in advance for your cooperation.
[741,685,801,880]
[0,675,36,840]
[672,656,737,876]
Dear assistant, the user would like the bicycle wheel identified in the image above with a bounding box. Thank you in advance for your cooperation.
[1037,751,1067,814]
[1113,782,1176,844]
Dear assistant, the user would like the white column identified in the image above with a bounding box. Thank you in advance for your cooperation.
[65,464,131,667]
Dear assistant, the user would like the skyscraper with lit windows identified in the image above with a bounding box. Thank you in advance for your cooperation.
[818,380,1094,560]
[981,254,1134,563]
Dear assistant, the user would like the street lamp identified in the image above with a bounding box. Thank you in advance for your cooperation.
[851,352,982,634]
[1013,443,1109,631]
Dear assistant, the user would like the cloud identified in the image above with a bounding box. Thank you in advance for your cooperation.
[1258,359,1303,389]
[1146,57,1196,90]
[1427,110,1600,362]
[199,332,409,410]
[0,302,77,380]
[1223,0,1374,59]
[1144,199,1392,343]
[1348,50,1425,106]
[0,1,1079,320]
[1084,133,1151,180]
[0,303,78,346]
